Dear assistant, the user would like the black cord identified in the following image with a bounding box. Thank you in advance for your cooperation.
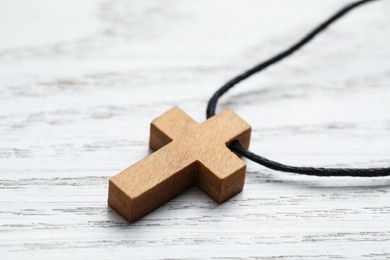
[206,0,390,177]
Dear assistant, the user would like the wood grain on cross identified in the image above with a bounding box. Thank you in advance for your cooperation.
[108,106,251,222]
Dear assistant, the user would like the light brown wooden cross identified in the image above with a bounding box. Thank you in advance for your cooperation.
[108,106,251,222]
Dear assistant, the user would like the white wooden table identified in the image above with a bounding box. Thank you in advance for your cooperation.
[1,0,390,259]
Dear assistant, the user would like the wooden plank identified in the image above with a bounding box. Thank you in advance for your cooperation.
[1,0,390,259]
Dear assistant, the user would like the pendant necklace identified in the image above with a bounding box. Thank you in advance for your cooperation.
[108,0,389,223]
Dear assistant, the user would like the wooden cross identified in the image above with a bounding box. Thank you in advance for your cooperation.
[108,107,251,222]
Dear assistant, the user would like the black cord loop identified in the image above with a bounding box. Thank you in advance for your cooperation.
[207,0,390,177]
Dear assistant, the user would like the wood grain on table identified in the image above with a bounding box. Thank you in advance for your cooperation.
[1,0,390,259]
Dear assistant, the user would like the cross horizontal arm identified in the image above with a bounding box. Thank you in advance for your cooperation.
[197,146,247,203]
[150,106,199,151]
